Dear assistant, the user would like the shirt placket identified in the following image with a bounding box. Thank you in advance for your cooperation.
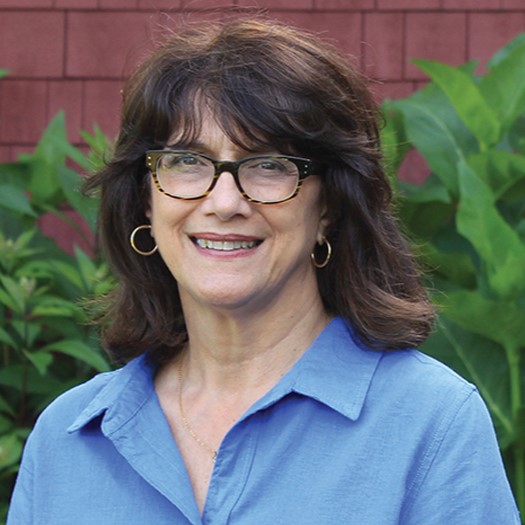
[201,415,261,525]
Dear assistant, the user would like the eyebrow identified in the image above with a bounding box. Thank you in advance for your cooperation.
[164,141,281,158]
[165,141,208,152]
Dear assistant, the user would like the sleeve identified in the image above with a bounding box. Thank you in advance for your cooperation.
[6,432,35,525]
[400,388,521,525]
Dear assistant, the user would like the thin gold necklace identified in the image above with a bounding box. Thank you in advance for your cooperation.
[177,360,218,462]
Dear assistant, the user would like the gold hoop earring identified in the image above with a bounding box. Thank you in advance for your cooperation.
[311,238,332,269]
[130,225,158,256]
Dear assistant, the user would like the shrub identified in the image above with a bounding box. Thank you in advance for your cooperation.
[0,113,114,522]
[383,34,525,516]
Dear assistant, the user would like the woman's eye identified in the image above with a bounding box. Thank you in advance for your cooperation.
[178,155,201,166]
[260,161,278,170]
[255,160,286,172]
[159,154,184,168]
[160,154,205,171]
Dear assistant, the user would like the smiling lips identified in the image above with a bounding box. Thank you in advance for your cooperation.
[192,237,262,251]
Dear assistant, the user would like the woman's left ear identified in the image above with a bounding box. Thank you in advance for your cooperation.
[144,187,153,230]
[317,207,330,243]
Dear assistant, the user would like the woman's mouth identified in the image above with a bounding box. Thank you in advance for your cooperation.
[191,237,262,251]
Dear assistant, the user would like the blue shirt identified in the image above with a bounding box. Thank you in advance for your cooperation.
[7,318,520,524]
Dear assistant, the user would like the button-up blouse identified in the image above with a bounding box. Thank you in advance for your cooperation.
[7,318,520,524]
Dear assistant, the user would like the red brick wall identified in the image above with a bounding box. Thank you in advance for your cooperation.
[1,0,524,162]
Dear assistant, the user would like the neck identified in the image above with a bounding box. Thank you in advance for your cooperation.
[162,287,331,395]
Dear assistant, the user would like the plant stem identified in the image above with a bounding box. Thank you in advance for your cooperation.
[507,347,522,414]
[18,360,28,426]
[506,343,524,517]
[18,314,29,425]
[515,445,525,520]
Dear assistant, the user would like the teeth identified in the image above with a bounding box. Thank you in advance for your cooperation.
[195,238,258,251]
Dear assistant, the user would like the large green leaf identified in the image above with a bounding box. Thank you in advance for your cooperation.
[0,327,17,349]
[27,113,69,205]
[0,184,35,218]
[74,247,99,293]
[57,165,98,231]
[514,407,525,446]
[391,99,463,196]
[0,276,25,314]
[30,295,78,318]
[26,112,91,209]
[420,243,476,289]
[398,176,454,239]
[80,125,111,173]
[414,59,500,148]
[488,33,525,68]
[508,114,525,154]
[41,339,110,372]
[441,290,525,353]
[397,196,454,241]
[0,414,13,434]
[517,219,525,243]
[422,317,513,441]
[15,259,54,281]
[399,174,450,205]
[0,364,63,394]
[0,395,14,417]
[0,163,29,196]
[32,377,87,415]
[0,230,40,275]
[481,34,525,132]
[401,76,479,155]
[9,320,41,348]
[22,349,53,376]
[47,260,83,290]
[467,151,525,201]
[0,434,23,469]
[380,100,410,186]
[456,159,525,298]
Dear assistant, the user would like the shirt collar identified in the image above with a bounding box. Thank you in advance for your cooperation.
[291,317,383,420]
[68,355,155,434]
[242,317,384,422]
[68,317,383,433]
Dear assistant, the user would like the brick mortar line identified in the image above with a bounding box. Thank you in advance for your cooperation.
[1,6,524,12]
[465,11,471,63]
[80,80,86,136]
[63,10,68,78]
[402,10,407,79]
[0,76,127,81]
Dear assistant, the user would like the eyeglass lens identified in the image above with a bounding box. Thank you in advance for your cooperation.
[155,152,301,203]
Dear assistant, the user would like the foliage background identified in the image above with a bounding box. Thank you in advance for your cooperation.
[0,32,524,523]
[383,33,525,518]
[0,102,113,522]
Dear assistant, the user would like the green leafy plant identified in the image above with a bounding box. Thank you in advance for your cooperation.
[0,112,114,522]
[383,34,525,516]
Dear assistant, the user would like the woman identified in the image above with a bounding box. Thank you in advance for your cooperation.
[8,18,519,524]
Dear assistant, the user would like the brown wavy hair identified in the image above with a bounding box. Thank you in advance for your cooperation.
[84,17,435,364]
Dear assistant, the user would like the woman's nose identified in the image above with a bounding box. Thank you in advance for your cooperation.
[200,171,252,221]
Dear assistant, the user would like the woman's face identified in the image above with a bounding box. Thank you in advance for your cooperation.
[146,112,328,315]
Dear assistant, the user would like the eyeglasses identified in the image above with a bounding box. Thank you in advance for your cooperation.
[145,150,319,204]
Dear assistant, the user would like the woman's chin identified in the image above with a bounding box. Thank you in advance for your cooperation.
[180,282,266,314]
